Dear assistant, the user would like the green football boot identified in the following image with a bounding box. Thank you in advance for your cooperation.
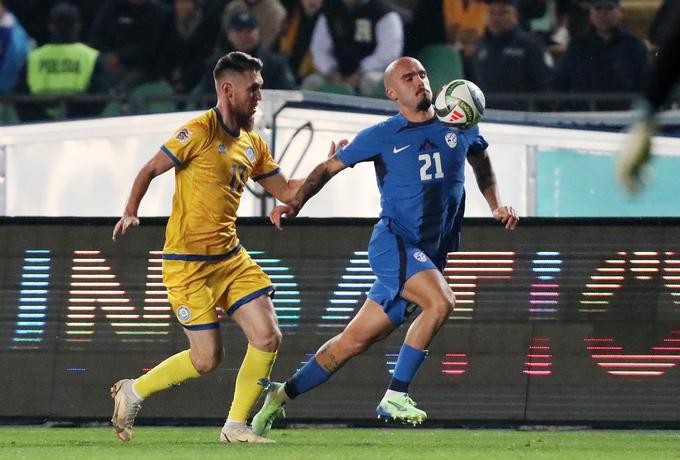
[252,379,287,436]
[376,393,427,426]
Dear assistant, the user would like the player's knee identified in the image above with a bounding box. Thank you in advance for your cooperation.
[444,291,456,315]
[193,347,224,374]
[425,295,455,324]
[250,326,282,352]
[339,332,372,357]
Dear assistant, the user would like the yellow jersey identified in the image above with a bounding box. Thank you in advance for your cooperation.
[160,107,279,260]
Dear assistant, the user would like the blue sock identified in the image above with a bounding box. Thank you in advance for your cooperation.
[388,344,427,393]
[284,357,331,399]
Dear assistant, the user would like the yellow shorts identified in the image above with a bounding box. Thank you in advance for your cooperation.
[162,247,274,330]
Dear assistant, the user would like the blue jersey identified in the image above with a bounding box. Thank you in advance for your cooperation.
[336,113,488,265]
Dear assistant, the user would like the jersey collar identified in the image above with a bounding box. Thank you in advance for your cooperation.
[397,113,437,132]
[213,107,240,138]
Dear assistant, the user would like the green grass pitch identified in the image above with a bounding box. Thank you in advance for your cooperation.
[1,427,680,460]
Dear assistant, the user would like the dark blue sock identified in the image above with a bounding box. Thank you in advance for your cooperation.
[284,357,331,399]
[388,344,427,393]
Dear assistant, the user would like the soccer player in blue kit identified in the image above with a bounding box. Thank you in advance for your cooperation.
[252,56,519,433]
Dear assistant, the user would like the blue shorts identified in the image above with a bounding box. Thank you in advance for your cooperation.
[367,221,440,326]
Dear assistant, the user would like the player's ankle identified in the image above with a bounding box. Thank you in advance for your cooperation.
[224,419,246,430]
[276,385,291,401]
[384,389,406,399]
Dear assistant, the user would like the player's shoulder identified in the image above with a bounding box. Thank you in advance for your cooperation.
[177,109,213,135]
[363,113,404,136]
[241,128,268,153]
[242,127,264,142]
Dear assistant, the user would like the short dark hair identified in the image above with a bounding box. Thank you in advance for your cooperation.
[50,2,81,43]
[213,51,263,81]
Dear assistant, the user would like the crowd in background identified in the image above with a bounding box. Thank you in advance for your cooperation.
[0,0,678,121]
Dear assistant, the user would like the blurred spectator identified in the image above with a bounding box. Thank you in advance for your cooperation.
[278,0,322,84]
[472,0,552,109]
[201,0,231,17]
[14,3,110,121]
[163,0,220,95]
[0,0,30,94]
[649,0,680,48]
[88,0,171,90]
[553,0,650,110]
[306,0,403,96]
[521,0,570,48]
[223,0,287,50]
[407,0,488,56]
[4,0,100,46]
[200,10,295,95]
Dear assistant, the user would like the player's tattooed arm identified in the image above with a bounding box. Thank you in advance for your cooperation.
[290,156,344,209]
[467,149,519,230]
[466,148,497,193]
[269,140,348,230]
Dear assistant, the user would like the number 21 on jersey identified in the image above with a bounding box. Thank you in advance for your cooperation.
[419,152,444,181]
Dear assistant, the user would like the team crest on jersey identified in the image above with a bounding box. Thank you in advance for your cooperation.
[218,144,226,155]
[445,132,457,148]
[245,146,256,162]
[413,251,428,263]
[177,306,191,322]
[176,128,191,143]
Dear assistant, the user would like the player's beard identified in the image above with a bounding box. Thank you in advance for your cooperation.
[416,93,432,112]
[234,107,255,131]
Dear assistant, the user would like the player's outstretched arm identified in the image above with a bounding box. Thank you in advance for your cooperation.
[617,118,654,193]
[269,143,348,230]
[467,148,519,230]
[112,150,175,241]
[258,173,306,205]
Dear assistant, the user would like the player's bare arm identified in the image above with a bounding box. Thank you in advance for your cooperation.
[257,173,305,204]
[269,140,348,229]
[112,150,176,241]
[467,148,519,230]
[269,155,346,228]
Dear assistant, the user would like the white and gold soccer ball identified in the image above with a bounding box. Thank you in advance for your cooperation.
[434,79,485,129]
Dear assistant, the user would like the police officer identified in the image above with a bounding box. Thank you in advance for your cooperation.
[15,2,110,121]
[472,0,553,110]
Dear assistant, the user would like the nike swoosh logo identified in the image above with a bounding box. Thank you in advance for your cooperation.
[387,401,407,411]
[393,145,410,154]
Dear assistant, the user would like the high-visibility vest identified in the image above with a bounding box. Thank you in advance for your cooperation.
[27,43,99,94]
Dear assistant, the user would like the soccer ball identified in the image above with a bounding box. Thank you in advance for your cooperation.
[434,79,485,129]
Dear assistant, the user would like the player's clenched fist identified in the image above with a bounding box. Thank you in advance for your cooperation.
[493,206,519,230]
[112,215,140,241]
[269,204,299,230]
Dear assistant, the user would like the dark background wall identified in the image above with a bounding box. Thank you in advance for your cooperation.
[1,218,679,424]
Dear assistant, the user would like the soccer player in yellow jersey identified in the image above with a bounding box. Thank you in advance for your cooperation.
[110,51,307,443]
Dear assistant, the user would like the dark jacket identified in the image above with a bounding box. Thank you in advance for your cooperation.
[473,27,552,109]
[88,0,171,80]
[554,26,649,109]
[405,0,446,56]
[162,11,220,94]
[322,0,392,75]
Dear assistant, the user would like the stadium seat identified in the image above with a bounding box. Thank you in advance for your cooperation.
[100,98,123,117]
[130,81,177,114]
[0,103,20,125]
[316,82,357,96]
[417,45,465,94]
